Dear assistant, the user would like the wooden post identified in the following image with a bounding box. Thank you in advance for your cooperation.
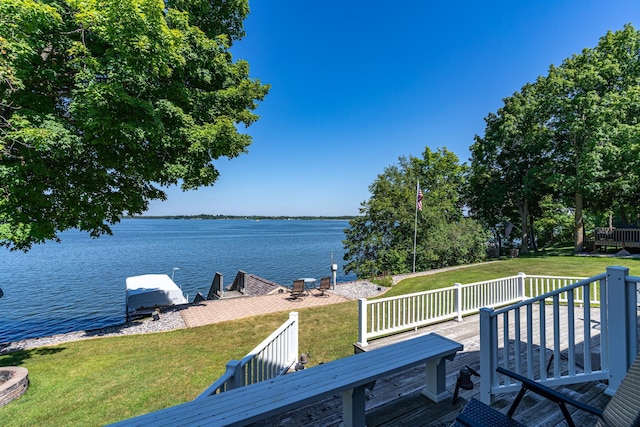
[454,283,462,321]
[479,307,496,404]
[357,298,368,347]
[422,357,451,402]
[227,360,243,390]
[341,386,366,427]
[605,266,638,396]
[289,312,299,371]
[518,272,526,300]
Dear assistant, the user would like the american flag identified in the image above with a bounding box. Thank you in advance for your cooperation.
[417,186,423,211]
[505,221,514,237]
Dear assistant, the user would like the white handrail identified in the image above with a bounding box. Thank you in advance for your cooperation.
[358,274,527,346]
[478,273,607,404]
[356,273,606,347]
[479,267,640,403]
[523,275,596,304]
[195,312,299,399]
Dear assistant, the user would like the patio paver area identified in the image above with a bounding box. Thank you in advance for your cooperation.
[179,291,350,327]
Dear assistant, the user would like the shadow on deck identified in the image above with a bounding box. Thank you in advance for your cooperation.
[251,310,620,427]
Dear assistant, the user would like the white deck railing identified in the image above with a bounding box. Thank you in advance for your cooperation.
[480,266,639,403]
[479,274,607,404]
[357,273,587,347]
[195,312,299,399]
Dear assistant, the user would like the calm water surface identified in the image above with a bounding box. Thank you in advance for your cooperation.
[0,219,355,343]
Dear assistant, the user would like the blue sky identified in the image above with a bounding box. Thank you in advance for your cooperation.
[146,0,640,217]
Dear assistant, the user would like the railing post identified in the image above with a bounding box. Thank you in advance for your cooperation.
[605,266,638,396]
[454,283,462,321]
[289,312,299,369]
[479,307,495,404]
[227,360,243,390]
[480,307,497,405]
[357,298,368,347]
[518,272,526,300]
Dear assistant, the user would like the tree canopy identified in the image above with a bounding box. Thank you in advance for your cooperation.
[467,24,640,253]
[343,147,488,278]
[346,25,640,274]
[0,0,269,250]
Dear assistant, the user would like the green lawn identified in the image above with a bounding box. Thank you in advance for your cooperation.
[383,255,640,297]
[1,256,638,426]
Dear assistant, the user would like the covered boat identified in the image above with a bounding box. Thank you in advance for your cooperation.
[126,274,188,319]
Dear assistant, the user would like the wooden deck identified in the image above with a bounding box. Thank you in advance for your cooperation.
[594,227,640,250]
[248,306,628,427]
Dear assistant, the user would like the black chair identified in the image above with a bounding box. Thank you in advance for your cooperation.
[313,276,331,297]
[454,355,640,427]
[289,279,307,300]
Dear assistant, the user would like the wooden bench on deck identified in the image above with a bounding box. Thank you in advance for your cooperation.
[354,326,437,354]
[111,333,462,427]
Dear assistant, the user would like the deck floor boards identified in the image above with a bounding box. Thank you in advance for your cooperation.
[248,304,636,426]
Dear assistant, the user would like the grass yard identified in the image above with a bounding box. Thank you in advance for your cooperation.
[383,253,640,297]
[1,255,638,426]
[0,304,359,427]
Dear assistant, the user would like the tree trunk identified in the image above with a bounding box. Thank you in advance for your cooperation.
[574,191,584,253]
[529,215,538,252]
[619,206,628,225]
[518,199,529,254]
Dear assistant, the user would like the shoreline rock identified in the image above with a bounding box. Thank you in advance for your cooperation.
[0,307,187,355]
[0,281,385,355]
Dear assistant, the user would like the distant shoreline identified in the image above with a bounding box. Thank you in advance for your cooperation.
[125,215,357,220]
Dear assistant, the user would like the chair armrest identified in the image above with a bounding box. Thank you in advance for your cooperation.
[496,367,603,417]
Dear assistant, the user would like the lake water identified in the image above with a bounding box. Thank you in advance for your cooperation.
[0,219,356,343]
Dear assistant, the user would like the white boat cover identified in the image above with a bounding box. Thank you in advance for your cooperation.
[126,274,188,315]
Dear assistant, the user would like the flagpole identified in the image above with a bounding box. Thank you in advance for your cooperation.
[413,181,419,273]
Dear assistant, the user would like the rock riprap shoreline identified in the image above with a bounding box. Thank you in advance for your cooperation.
[0,280,385,355]
[0,307,187,355]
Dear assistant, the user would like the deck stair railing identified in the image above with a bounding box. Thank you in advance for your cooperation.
[357,273,586,347]
[195,312,299,399]
[479,266,639,404]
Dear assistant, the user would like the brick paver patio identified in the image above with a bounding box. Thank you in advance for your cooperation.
[180,291,350,327]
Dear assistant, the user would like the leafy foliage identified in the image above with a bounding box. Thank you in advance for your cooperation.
[468,24,640,253]
[0,0,269,250]
[343,147,488,278]
[467,82,553,253]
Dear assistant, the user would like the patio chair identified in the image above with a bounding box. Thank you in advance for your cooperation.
[314,276,331,297]
[290,279,307,300]
[453,355,640,427]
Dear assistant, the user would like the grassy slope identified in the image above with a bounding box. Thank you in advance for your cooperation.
[384,255,640,297]
[1,256,638,426]
[0,305,360,427]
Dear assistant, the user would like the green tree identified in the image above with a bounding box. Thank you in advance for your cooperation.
[468,25,640,253]
[545,24,640,252]
[343,147,487,278]
[467,82,553,253]
[533,195,574,248]
[0,0,269,250]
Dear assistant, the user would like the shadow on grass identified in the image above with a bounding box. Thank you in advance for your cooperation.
[0,347,66,366]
